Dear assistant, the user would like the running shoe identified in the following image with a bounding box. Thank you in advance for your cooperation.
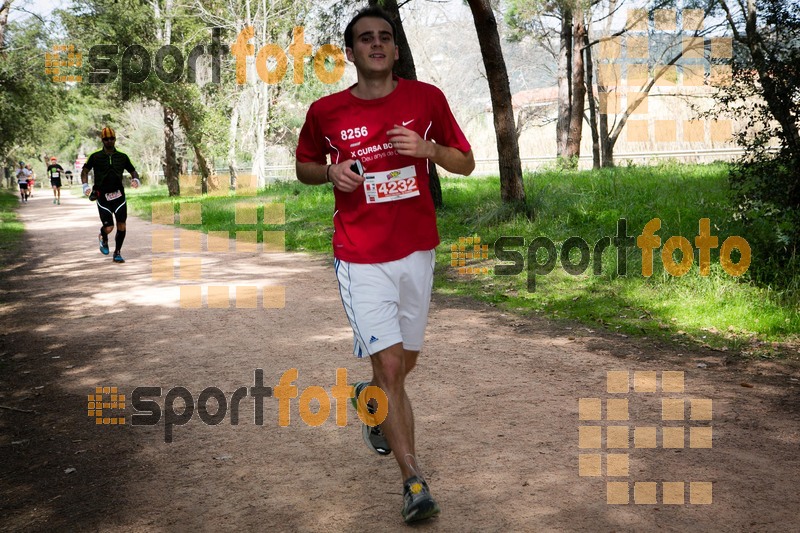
[401,476,440,523]
[53,198,56,204]
[351,381,392,456]
[113,252,125,263]
[98,234,109,255]
[56,199,60,205]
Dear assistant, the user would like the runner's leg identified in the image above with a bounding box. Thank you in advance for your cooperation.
[113,200,127,255]
[369,343,417,481]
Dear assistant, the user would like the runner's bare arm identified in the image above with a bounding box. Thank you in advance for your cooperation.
[80,164,93,195]
[387,125,475,176]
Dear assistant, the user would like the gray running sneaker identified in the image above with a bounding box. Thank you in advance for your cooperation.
[351,381,391,456]
[401,476,440,523]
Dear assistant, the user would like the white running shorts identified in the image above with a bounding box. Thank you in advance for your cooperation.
[334,249,436,358]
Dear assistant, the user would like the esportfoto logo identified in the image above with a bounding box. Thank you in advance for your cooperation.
[453,218,750,291]
[91,368,387,443]
[51,26,344,87]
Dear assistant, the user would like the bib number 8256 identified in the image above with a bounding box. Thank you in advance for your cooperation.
[341,126,368,140]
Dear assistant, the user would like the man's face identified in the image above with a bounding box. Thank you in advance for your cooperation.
[346,17,398,76]
[102,135,116,150]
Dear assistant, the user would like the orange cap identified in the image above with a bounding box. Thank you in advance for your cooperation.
[101,127,115,139]
[50,157,57,161]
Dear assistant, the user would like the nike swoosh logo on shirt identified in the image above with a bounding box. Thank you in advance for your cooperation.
[402,119,414,126]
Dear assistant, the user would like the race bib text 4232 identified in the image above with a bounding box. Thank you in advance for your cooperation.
[363,165,420,204]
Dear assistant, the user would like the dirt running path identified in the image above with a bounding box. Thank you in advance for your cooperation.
[1,190,799,532]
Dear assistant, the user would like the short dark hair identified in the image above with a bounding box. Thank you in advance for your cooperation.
[344,6,396,49]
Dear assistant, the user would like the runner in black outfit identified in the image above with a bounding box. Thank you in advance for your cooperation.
[47,157,64,205]
[81,127,140,263]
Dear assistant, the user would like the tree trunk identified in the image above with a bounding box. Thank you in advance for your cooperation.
[228,93,240,189]
[253,83,268,187]
[176,109,211,194]
[556,7,573,160]
[467,0,528,215]
[252,18,270,188]
[370,0,443,208]
[600,119,615,167]
[371,0,416,80]
[163,106,180,196]
[193,144,213,193]
[564,17,586,167]
[0,1,12,54]
[584,28,600,169]
[155,0,182,195]
[599,0,616,168]
[598,70,613,167]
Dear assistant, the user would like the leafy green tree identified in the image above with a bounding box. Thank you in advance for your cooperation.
[714,0,800,289]
[61,0,226,195]
[0,17,67,166]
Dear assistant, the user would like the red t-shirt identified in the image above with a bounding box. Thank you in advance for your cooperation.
[296,77,471,263]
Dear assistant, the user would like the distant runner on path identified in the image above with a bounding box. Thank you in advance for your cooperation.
[16,161,31,203]
[80,127,140,264]
[47,157,64,205]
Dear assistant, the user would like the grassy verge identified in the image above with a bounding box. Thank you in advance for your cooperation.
[126,163,799,358]
[0,190,24,268]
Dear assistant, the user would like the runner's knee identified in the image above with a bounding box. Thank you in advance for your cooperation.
[371,345,408,392]
[403,350,419,375]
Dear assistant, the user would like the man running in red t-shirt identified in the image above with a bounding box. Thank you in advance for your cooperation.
[296,6,474,524]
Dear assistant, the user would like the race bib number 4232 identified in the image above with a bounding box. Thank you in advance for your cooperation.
[363,165,420,204]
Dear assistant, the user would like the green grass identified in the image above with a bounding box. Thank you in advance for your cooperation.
[125,163,800,358]
[0,190,24,267]
[128,183,335,250]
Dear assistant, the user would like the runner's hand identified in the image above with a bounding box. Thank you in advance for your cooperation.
[131,178,140,189]
[329,160,365,193]
[82,183,91,196]
[387,125,433,159]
